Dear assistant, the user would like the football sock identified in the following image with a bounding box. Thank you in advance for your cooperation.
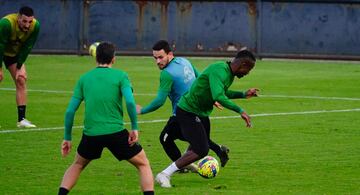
[209,142,222,157]
[58,187,69,195]
[163,162,179,176]
[17,105,26,122]
[143,191,154,195]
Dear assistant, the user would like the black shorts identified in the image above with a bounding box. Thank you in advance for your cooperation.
[176,107,210,157]
[3,55,18,68]
[77,130,143,161]
[161,116,186,142]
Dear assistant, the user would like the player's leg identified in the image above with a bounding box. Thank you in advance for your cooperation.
[59,153,91,194]
[8,63,27,113]
[59,133,103,195]
[107,130,154,194]
[161,116,198,173]
[127,150,154,194]
[201,117,229,167]
[175,116,209,168]
[5,57,35,127]
[155,107,209,188]
[159,116,182,161]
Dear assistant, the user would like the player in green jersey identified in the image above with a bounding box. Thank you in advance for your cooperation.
[0,6,40,128]
[155,50,259,188]
[136,40,230,173]
[58,42,154,195]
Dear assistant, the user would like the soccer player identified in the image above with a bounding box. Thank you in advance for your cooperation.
[58,42,154,195]
[136,40,230,171]
[155,50,259,188]
[0,6,40,128]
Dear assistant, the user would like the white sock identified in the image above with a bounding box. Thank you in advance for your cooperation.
[162,162,179,176]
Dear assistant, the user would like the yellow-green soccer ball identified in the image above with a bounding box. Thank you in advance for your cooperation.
[197,156,220,179]
[89,42,100,57]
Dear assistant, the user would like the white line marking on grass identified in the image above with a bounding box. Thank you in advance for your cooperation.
[0,87,72,94]
[2,88,360,100]
[0,88,157,96]
[1,108,359,134]
[260,95,360,101]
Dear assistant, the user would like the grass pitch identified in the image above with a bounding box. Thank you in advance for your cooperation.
[0,55,359,194]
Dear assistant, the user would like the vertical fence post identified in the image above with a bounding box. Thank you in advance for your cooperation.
[79,0,90,55]
[256,0,262,58]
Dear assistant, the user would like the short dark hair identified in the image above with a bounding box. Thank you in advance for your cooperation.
[96,42,115,64]
[235,50,256,62]
[19,6,34,17]
[152,40,172,53]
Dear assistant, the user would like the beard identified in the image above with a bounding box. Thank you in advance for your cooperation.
[236,74,244,78]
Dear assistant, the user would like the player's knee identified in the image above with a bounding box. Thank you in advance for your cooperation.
[16,76,26,87]
[74,160,88,170]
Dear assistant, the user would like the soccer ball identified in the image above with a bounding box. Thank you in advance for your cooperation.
[89,42,100,57]
[197,156,220,179]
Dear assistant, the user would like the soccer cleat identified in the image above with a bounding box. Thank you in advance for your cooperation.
[184,163,198,173]
[17,119,36,128]
[178,163,199,173]
[155,172,172,188]
[218,145,230,167]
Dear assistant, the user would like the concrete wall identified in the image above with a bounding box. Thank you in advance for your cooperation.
[1,0,359,59]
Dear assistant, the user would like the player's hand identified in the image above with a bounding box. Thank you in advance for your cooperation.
[0,68,3,82]
[136,105,142,114]
[128,130,139,146]
[214,101,224,110]
[240,112,252,128]
[246,88,259,98]
[61,140,72,157]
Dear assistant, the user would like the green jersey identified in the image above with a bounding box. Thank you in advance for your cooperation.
[140,57,199,115]
[0,13,40,68]
[72,67,137,137]
[178,61,246,117]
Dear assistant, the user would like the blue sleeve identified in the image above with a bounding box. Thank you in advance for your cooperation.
[64,97,82,141]
[122,86,138,130]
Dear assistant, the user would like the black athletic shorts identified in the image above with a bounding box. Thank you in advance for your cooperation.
[77,130,143,161]
[3,56,18,68]
[176,107,210,156]
[161,116,186,142]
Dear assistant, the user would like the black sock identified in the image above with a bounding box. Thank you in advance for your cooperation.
[17,105,26,122]
[209,140,221,157]
[58,187,69,195]
[143,191,154,195]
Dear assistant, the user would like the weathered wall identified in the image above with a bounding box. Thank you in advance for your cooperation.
[1,0,359,59]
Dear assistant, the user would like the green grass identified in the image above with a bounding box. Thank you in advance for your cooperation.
[0,55,360,194]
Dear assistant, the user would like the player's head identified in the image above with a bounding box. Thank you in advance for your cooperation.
[96,42,116,65]
[230,50,256,78]
[152,40,174,70]
[18,6,34,32]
